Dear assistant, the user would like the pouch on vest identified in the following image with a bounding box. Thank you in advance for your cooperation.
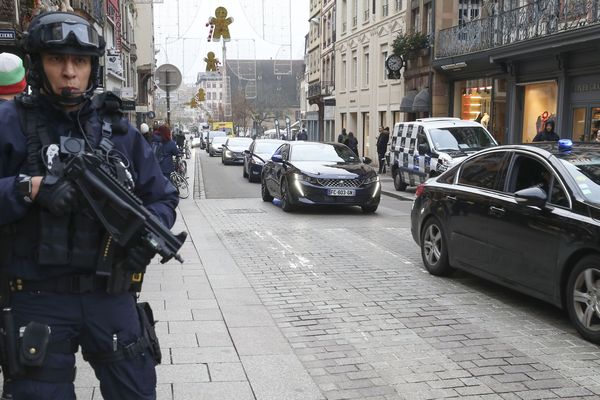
[70,212,102,270]
[37,211,70,265]
[19,321,51,367]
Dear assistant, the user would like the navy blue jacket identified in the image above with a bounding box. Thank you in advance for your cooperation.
[0,95,178,279]
[151,134,180,175]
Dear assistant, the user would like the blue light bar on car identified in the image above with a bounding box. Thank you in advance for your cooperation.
[558,139,573,151]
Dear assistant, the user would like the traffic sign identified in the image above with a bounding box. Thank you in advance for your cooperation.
[155,64,182,92]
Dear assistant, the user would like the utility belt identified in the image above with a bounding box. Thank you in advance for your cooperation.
[0,303,161,383]
[7,271,144,295]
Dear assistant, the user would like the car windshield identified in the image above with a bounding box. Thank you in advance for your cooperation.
[430,127,496,152]
[227,138,253,147]
[255,142,283,154]
[290,144,359,162]
[560,155,600,204]
[212,137,227,145]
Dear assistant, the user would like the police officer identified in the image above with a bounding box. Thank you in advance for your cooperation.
[0,12,178,399]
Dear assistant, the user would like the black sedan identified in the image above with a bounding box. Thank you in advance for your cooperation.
[243,139,286,182]
[411,140,600,343]
[222,137,253,164]
[261,142,381,213]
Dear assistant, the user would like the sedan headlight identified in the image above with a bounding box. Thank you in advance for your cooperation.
[363,175,380,185]
[294,173,319,184]
[225,150,232,157]
[436,153,452,173]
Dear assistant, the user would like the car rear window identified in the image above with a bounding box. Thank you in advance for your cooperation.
[430,127,496,153]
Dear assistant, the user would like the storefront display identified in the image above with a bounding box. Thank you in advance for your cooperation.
[521,81,558,143]
[455,79,493,123]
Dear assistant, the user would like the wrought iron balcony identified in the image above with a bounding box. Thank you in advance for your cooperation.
[307,81,335,99]
[436,0,600,59]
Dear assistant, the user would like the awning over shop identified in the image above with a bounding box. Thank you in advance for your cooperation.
[413,88,430,112]
[399,90,418,112]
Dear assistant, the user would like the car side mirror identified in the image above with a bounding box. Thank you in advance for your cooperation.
[362,157,372,165]
[515,186,548,208]
[271,154,283,163]
[418,144,430,155]
[244,150,250,154]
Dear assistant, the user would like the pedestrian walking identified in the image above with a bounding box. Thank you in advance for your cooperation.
[346,131,359,156]
[0,11,178,399]
[337,128,348,144]
[376,127,390,174]
[0,52,26,102]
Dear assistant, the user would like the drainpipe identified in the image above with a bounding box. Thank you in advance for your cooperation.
[429,0,435,117]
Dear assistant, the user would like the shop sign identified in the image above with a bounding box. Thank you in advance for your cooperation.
[106,49,123,77]
[574,82,600,93]
[121,87,134,99]
[0,30,16,42]
[122,100,136,111]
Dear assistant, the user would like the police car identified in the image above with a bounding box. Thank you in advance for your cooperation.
[411,140,600,344]
[389,118,497,191]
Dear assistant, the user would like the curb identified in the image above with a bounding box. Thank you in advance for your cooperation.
[381,189,414,201]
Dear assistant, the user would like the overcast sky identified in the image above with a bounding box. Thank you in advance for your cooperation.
[154,0,309,84]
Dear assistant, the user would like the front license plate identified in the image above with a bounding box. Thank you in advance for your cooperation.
[328,188,355,196]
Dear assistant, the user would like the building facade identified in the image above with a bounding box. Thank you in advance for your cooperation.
[307,0,324,141]
[434,0,600,144]
[335,0,406,159]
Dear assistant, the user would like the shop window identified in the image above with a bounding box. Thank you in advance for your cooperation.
[572,108,586,141]
[521,81,558,143]
[455,79,492,125]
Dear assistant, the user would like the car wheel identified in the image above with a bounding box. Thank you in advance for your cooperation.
[261,179,274,202]
[280,179,295,212]
[566,256,600,344]
[361,204,378,213]
[394,170,408,191]
[420,217,454,276]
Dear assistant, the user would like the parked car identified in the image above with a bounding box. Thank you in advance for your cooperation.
[199,131,209,149]
[261,142,380,213]
[205,131,227,153]
[208,136,228,157]
[411,139,600,344]
[243,139,286,182]
[222,137,253,164]
[191,136,202,148]
[390,118,497,191]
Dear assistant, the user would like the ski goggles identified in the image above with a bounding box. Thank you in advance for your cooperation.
[39,21,101,48]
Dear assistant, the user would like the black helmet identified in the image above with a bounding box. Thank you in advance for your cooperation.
[23,12,105,57]
[22,12,106,104]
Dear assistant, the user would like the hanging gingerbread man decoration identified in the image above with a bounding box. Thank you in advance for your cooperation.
[204,52,220,72]
[206,6,233,42]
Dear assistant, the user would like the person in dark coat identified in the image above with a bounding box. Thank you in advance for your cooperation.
[152,125,181,177]
[376,127,390,174]
[346,132,359,156]
[337,128,348,144]
[297,128,308,141]
[533,120,560,142]
[0,11,178,399]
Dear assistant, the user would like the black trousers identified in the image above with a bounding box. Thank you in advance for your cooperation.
[378,152,386,173]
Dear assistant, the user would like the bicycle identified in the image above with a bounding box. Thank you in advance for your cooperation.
[169,170,189,199]
[174,155,187,176]
[183,140,192,159]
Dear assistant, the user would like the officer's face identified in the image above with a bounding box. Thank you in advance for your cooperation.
[41,53,92,98]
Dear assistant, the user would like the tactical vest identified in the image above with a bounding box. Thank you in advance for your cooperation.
[0,93,128,272]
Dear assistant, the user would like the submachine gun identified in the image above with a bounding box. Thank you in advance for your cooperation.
[61,136,187,292]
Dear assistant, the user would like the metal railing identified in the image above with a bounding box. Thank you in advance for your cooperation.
[307,81,335,99]
[436,0,600,59]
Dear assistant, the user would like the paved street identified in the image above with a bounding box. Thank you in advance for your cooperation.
[68,147,600,399]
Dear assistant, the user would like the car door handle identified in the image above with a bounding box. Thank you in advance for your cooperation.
[444,195,457,202]
[489,206,505,216]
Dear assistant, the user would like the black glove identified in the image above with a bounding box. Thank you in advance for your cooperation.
[35,176,78,216]
[125,242,157,272]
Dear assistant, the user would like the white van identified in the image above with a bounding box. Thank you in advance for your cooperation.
[389,118,497,191]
